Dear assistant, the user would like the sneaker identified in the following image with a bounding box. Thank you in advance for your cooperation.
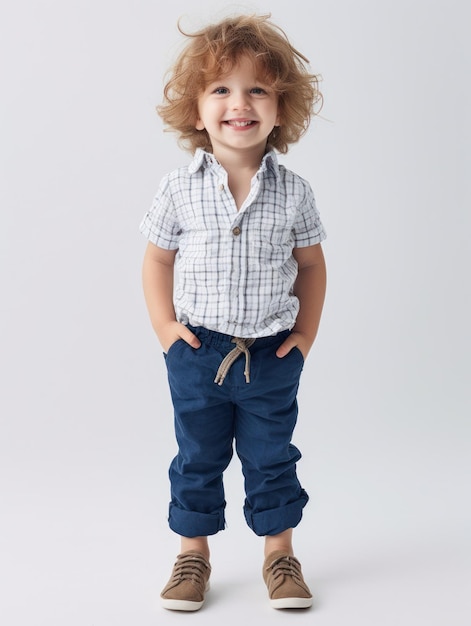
[160,550,211,611]
[263,551,313,609]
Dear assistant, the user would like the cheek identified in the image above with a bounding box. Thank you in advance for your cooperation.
[195,101,209,130]
[195,108,205,130]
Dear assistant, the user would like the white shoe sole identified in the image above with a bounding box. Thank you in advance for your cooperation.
[270,596,313,609]
[161,598,204,611]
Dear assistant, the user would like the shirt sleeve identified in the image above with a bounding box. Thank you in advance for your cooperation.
[292,180,327,247]
[139,175,182,250]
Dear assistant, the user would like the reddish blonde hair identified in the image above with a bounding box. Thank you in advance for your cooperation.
[157,14,322,154]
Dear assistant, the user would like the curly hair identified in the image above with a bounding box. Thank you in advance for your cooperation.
[157,14,322,154]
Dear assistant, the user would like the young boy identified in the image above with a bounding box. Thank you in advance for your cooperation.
[140,14,327,611]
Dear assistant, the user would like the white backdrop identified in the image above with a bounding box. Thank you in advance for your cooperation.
[1,1,470,625]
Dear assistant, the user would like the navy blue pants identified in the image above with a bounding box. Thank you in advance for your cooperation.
[164,326,309,538]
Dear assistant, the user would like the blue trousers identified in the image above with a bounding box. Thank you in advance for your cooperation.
[164,326,309,538]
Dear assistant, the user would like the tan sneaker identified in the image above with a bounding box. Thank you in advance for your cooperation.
[263,551,313,609]
[160,551,211,611]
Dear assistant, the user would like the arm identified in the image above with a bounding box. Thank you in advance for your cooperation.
[276,243,327,359]
[142,242,201,352]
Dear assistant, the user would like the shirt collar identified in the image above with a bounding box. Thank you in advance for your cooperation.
[188,148,280,180]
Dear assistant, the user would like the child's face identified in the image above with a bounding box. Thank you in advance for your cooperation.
[195,55,280,160]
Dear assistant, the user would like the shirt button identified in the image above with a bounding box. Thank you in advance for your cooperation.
[218,183,225,191]
[232,226,241,236]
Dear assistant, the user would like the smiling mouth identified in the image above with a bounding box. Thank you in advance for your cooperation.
[224,120,257,127]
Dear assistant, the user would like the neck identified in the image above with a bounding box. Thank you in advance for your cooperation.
[212,144,267,178]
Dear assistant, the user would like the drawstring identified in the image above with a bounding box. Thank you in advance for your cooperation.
[214,337,255,386]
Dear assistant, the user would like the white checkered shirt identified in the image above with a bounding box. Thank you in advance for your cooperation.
[140,148,326,338]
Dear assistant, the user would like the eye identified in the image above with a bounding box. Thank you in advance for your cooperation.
[250,87,268,95]
[213,87,229,95]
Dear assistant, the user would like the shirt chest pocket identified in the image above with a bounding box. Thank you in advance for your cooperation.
[248,227,295,269]
[247,207,296,257]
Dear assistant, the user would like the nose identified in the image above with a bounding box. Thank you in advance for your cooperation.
[230,91,251,111]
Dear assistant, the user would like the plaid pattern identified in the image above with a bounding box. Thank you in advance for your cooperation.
[140,149,326,338]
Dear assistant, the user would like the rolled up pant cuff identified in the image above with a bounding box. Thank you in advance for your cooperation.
[168,502,226,537]
[244,490,309,536]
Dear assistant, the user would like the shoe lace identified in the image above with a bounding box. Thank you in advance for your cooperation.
[267,555,303,583]
[172,554,209,586]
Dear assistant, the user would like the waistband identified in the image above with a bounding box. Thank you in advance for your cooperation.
[188,325,291,386]
[187,325,290,351]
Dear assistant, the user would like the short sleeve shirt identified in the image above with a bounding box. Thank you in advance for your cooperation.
[140,148,326,338]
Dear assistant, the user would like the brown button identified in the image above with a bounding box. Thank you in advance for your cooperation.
[232,226,241,236]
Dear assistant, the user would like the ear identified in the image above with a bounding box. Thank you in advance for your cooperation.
[195,118,205,131]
